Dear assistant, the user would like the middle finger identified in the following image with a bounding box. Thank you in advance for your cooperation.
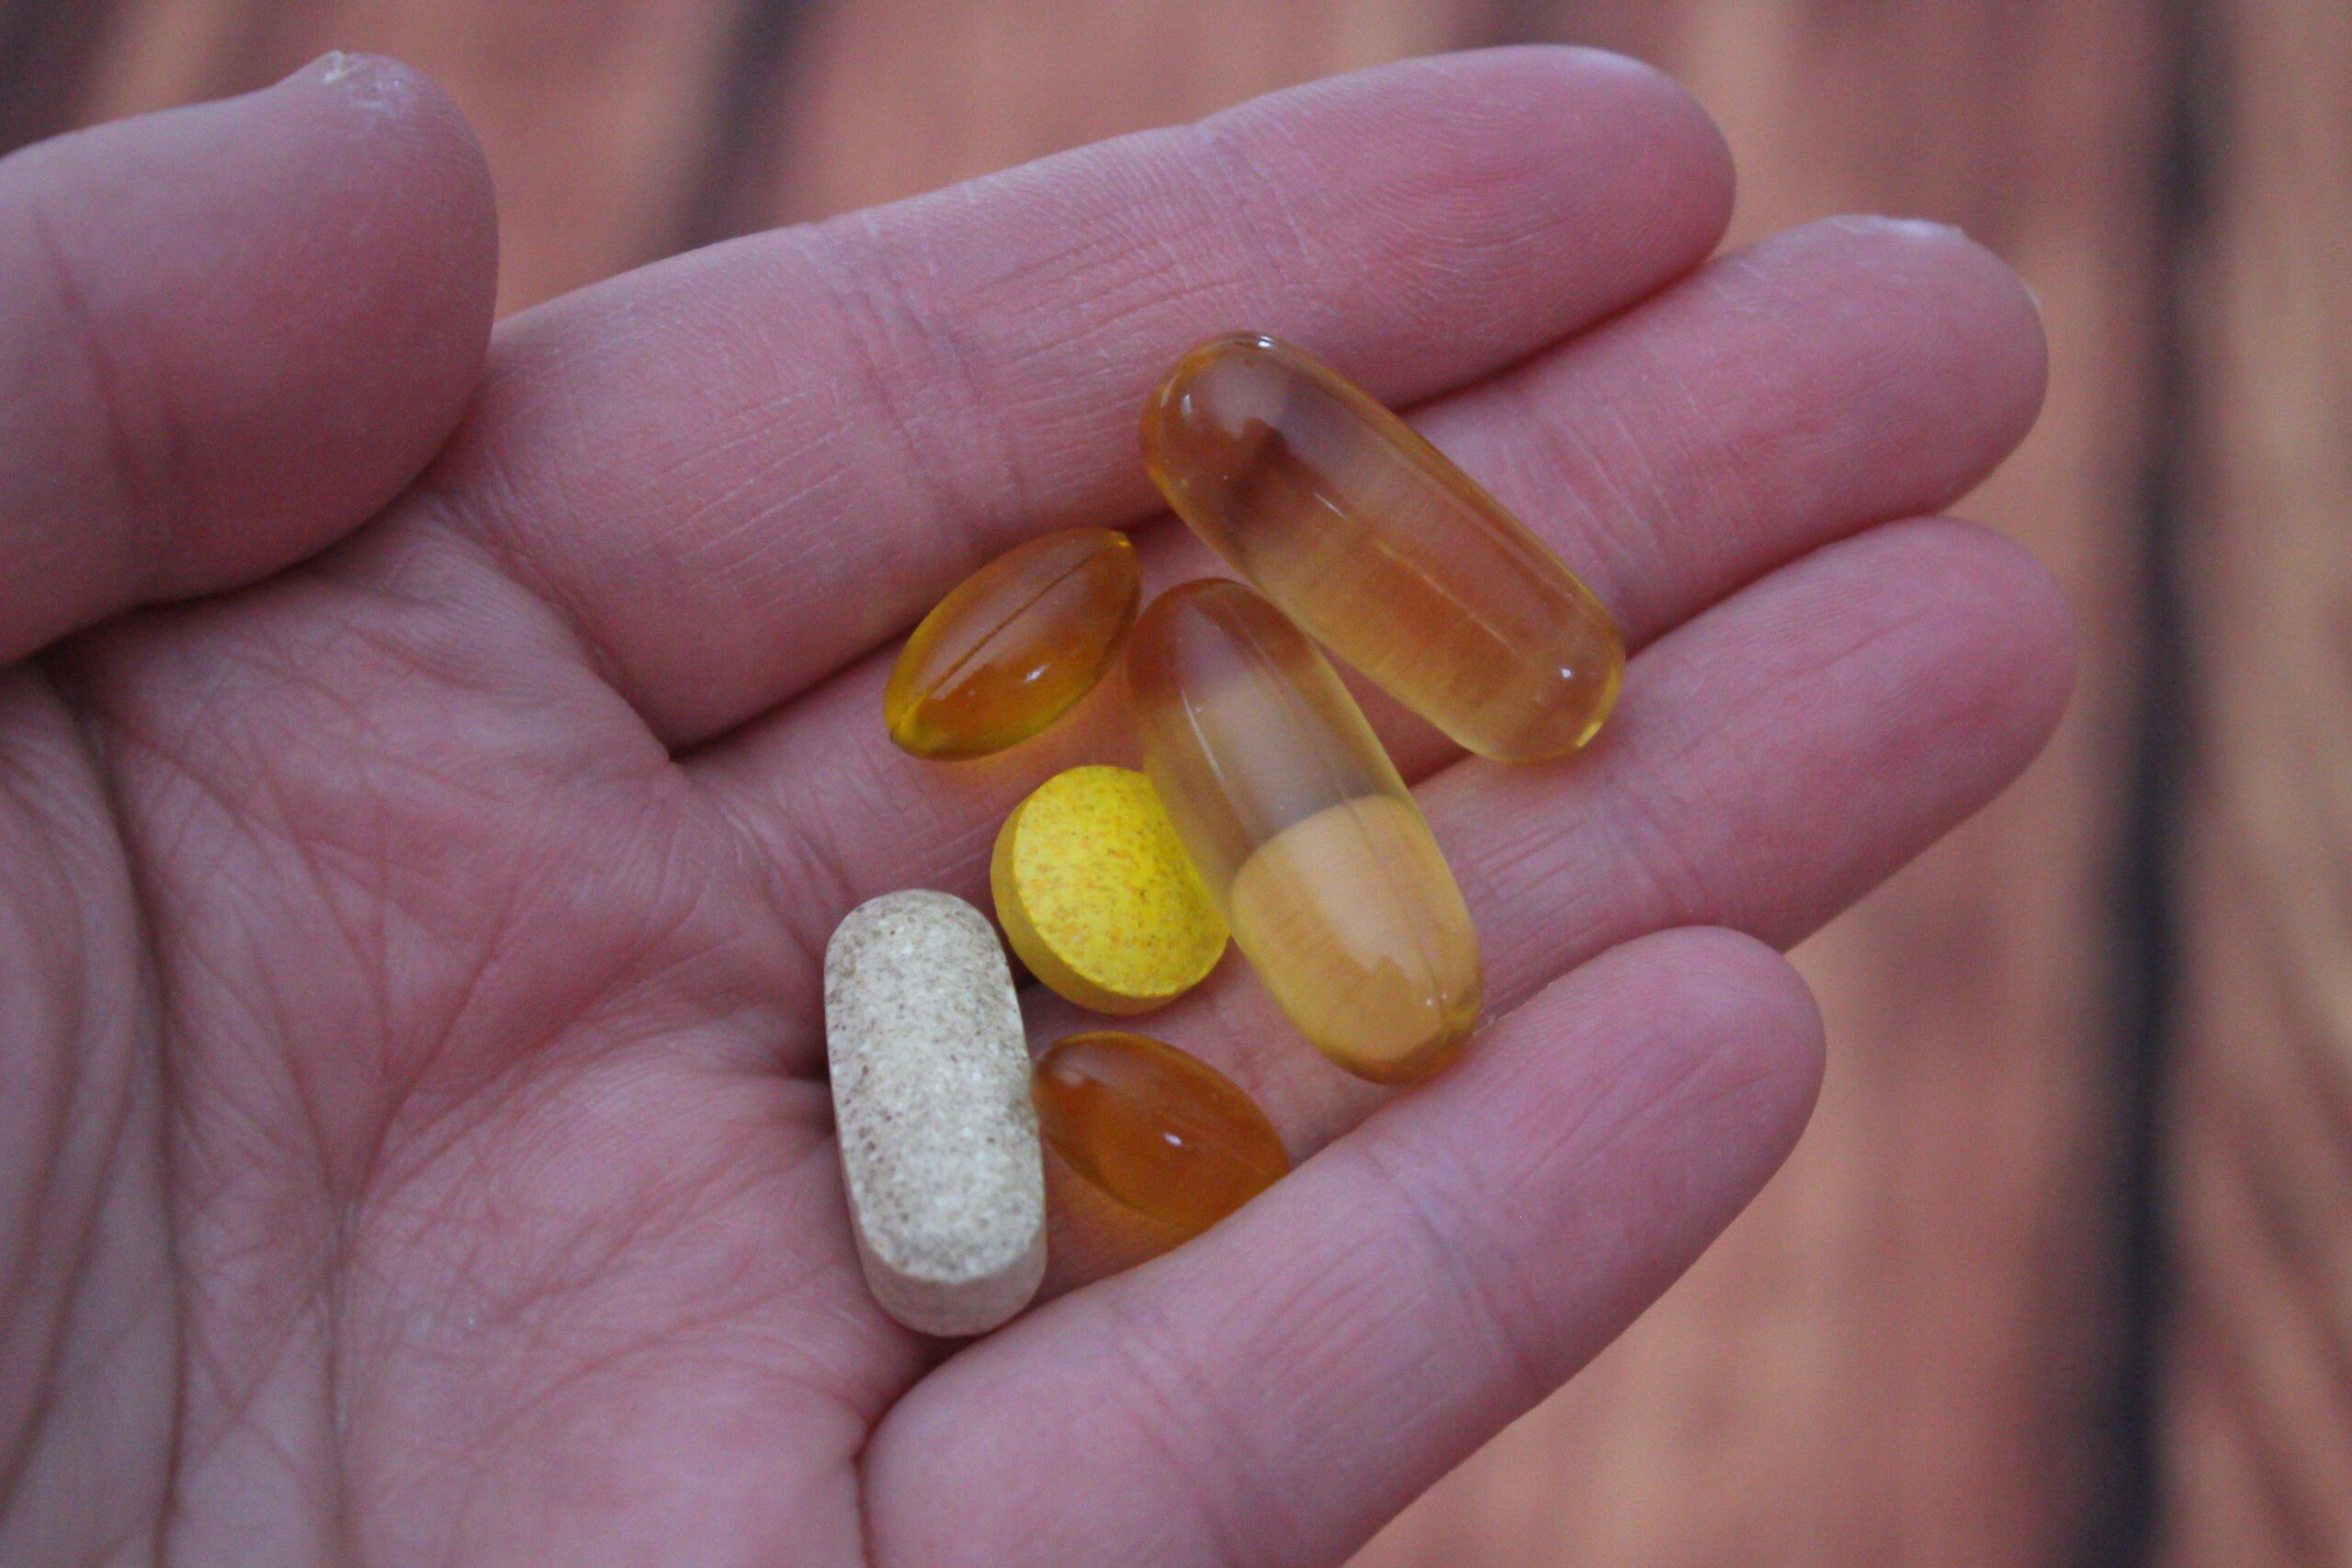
[695,214,2046,1027]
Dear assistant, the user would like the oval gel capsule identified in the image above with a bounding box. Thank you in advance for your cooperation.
[1143,333,1623,762]
[885,526,1140,760]
[1126,580,1482,1083]
[1034,1032,1287,1238]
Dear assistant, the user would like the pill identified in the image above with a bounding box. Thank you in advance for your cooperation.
[1034,1032,1289,1238]
[991,764,1227,1014]
[885,525,1141,759]
[823,889,1046,1334]
[1142,332,1624,763]
[1126,580,1483,1083]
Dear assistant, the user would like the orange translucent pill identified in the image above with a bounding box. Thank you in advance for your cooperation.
[884,527,1140,759]
[1033,1032,1288,1237]
[1143,333,1624,762]
[1126,580,1482,1083]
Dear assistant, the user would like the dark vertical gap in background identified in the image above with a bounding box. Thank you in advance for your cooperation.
[0,0,124,156]
[2085,1,2212,1563]
[666,0,826,258]
[219,0,316,98]
[1473,0,1555,45]
[1469,0,1676,62]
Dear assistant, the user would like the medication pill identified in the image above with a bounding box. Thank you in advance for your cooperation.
[823,890,1046,1334]
[885,526,1140,759]
[992,765,1227,1014]
[1143,332,1624,762]
[1127,580,1483,1083]
[1033,1032,1288,1238]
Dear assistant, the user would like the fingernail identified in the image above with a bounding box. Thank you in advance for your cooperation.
[290,50,368,86]
[287,50,419,118]
[1827,212,1971,245]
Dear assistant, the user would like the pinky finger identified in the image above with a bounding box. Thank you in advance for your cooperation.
[862,926,1826,1568]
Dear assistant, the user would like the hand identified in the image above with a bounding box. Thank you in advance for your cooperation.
[0,47,2066,1567]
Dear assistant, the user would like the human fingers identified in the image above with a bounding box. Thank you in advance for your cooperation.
[1013,518,2074,1179]
[864,928,1823,1568]
[694,217,2050,1052]
[0,52,496,662]
[422,47,1734,744]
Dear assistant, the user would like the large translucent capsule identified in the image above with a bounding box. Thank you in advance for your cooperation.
[1143,333,1623,763]
[1126,579,1482,1083]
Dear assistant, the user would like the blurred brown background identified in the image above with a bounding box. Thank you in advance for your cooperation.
[6,1,2339,1562]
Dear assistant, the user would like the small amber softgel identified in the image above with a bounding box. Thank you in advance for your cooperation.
[1144,332,1623,763]
[884,526,1139,760]
[1033,1032,1289,1237]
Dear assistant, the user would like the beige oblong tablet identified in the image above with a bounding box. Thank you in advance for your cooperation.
[824,889,1046,1335]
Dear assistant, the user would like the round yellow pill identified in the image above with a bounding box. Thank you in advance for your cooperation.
[991,766,1227,1015]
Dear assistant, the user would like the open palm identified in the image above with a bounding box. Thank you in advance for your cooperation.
[0,47,2067,1567]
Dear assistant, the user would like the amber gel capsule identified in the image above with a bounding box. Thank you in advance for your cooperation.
[1127,580,1482,1083]
[884,526,1140,759]
[1143,333,1624,762]
[1034,1032,1288,1237]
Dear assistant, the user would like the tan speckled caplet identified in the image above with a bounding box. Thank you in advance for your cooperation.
[824,889,1046,1335]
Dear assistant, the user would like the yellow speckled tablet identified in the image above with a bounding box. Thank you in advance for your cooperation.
[991,766,1227,1014]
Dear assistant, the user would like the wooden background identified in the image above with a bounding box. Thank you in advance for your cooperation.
[5,0,2340,1562]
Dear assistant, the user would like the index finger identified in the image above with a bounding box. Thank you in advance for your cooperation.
[415,48,1735,744]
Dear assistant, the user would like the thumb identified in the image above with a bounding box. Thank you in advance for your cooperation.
[0,51,497,662]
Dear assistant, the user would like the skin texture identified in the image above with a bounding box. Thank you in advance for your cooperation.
[0,46,2068,1568]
